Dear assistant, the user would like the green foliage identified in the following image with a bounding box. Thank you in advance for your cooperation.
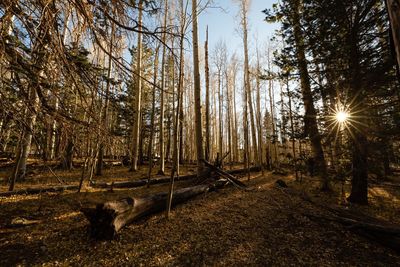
[264,0,400,178]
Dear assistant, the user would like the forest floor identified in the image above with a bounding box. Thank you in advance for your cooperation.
[1,164,400,266]
[0,159,199,191]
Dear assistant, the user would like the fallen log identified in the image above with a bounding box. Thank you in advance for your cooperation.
[370,182,400,189]
[0,167,260,197]
[89,174,197,189]
[280,186,400,252]
[82,182,225,239]
[304,212,400,252]
[90,166,260,190]
[203,160,247,189]
[0,185,79,197]
[81,164,254,240]
[9,217,41,228]
[227,166,261,175]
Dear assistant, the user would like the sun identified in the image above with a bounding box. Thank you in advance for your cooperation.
[336,111,349,123]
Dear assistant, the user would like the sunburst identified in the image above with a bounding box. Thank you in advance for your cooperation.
[325,94,369,146]
[335,111,349,123]
[326,103,353,144]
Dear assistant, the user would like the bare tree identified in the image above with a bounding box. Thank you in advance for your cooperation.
[213,41,227,161]
[238,0,259,166]
[158,0,168,175]
[192,0,205,175]
[96,12,116,176]
[131,0,144,172]
[147,46,160,184]
[205,26,211,161]
[255,46,264,173]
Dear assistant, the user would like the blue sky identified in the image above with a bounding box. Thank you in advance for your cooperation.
[198,0,279,57]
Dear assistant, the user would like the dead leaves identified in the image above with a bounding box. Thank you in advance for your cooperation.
[0,170,400,266]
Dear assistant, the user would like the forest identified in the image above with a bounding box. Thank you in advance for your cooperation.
[1,0,400,265]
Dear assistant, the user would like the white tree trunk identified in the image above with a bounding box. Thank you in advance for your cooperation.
[192,0,205,175]
[131,0,144,171]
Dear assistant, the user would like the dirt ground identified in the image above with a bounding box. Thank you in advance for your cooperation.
[1,165,400,266]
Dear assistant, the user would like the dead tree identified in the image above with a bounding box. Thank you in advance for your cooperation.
[82,162,255,240]
[130,0,144,172]
[82,184,215,239]
[192,0,205,175]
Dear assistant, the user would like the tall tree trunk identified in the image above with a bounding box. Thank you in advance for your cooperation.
[61,138,74,170]
[279,82,287,145]
[166,77,172,162]
[386,0,400,73]
[247,85,258,165]
[218,68,223,160]
[267,68,278,167]
[286,74,298,181]
[255,51,264,172]
[205,26,211,161]
[158,0,168,175]
[192,0,205,175]
[49,97,58,160]
[243,78,250,180]
[231,61,239,163]
[225,70,233,169]
[139,113,145,165]
[147,47,160,184]
[347,30,369,205]
[131,0,144,172]
[0,9,13,152]
[49,11,70,161]
[8,3,60,187]
[96,20,115,176]
[179,85,184,165]
[212,76,218,160]
[239,1,251,179]
[167,0,185,216]
[240,1,258,166]
[12,90,39,180]
[291,0,329,190]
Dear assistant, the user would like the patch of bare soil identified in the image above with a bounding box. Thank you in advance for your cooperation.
[1,172,399,266]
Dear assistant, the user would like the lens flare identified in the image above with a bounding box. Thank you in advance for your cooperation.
[335,111,349,123]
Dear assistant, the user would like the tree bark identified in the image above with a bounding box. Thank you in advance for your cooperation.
[147,46,160,184]
[225,68,233,169]
[90,166,260,189]
[131,0,144,172]
[82,184,213,239]
[268,73,278,167]
[96,18,115,176]
[291,0,329,190]
[347,30,369,205]
[231,58,239,163]
[60,138,74,170]
[167,0,186,217]
[192,0,205,176]
[205,26,211,162]
[287,76,299,181]
[255,50,264,172]
[387,0,400,73]
[158,0,168,175]
[240,1,258,166]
